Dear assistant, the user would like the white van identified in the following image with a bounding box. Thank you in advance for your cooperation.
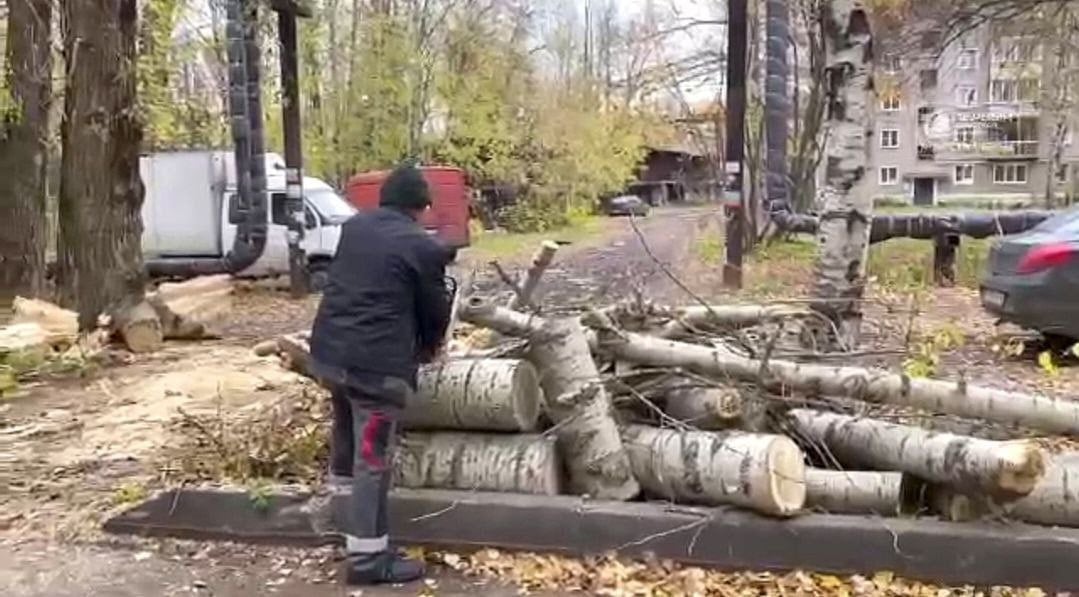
[139,150,352,281]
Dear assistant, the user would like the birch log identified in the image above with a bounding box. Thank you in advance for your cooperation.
[788,409,1046,497]
[655,305,813,339]
[147,274,233,340]
[394,432,561,495]
[260,333,543,433]
[581,320,1079,436]
[461,298,640,500]
[931,453,1079,527]
[509,240,559,310]
[804,469,921,516]
[623,425,806,516]
[657,379,743,430]
[406,358,542,432]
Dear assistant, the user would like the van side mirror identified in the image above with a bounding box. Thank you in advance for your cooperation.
[304,208,317,229]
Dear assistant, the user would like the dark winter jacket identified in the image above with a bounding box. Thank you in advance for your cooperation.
[309,207,452,402]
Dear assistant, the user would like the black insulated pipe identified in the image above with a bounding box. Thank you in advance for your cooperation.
[145,0,268,277]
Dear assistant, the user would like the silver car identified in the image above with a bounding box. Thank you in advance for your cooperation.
[980,206,1079,341]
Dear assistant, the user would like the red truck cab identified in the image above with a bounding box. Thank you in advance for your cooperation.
[345,166,471,260]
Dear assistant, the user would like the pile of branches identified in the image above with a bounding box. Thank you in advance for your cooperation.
[257,243,1079,527]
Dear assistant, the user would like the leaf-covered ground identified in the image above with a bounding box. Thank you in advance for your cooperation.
[1,205,1075,595]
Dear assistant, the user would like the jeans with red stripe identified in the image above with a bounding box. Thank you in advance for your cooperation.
[329,379,408,556]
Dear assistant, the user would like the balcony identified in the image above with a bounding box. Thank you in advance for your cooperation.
[983,139,1039,159]
[934,139,1039,160]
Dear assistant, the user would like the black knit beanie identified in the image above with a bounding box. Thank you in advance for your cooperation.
[380,160,431,210]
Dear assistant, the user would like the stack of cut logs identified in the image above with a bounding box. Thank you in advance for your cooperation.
[250,242,1079,530]
[0,274,235,359]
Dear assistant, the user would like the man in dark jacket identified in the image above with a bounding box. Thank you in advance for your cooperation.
[309,161,452,586]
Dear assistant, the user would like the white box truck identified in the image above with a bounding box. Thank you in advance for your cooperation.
[139,150,353,285]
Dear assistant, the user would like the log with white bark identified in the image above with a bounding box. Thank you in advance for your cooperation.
[622,425,806,517]
[508,240,559,311]
[581,315,1079,436]
[655,305,814,339]
[656,379,743,430]
[406,358,542,432]
[788,409,1046,498]
[147,274,233,340]
[804,469,921,516]
[112,300,164,354]
[393,432,561,495]
[460,298,639,500]
[595,301,811,338]
[257,333,543,432]
[929,453,1079,527]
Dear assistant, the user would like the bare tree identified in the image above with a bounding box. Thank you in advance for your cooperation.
[0,0,52,300]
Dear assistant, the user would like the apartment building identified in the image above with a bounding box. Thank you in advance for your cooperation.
[870,24,1077,205]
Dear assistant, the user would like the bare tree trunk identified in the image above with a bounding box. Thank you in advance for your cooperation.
[804,468,920,515]
[929,453,1079,528]
[0,0,53,301]
[810,2,874,348]
[394,432,561,495]
[58,0,146,331]
[623,425,806,516]
[407,358,543,432]
[788,409,1046,498]
[582,317,1079,436]
[460,298,640,500]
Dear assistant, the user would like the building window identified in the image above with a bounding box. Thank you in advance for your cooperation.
[955,126,975,145]
[880,167,899,185]
[881,94,900,111]
[957,49,978,70]
[955,164,975,185]
[883,55,902,73]
[990,79,1040,102]
[880,129,900,148]
[955,85,977,107]
[993,163,1029,184]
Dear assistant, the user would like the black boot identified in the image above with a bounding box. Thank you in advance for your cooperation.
[342,551,425,585]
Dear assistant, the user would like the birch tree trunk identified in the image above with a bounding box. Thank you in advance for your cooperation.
[583,319,1079,436]
[394,432,561,496]
[810,1,874,348]
[406,358,542,432]
[623,425,806,516]
[0,0,52,301]
[461,298,640,500]
[58,0,147,331]
[804,468,920,515]
[930,453,1079,528]
[788,409,1046,498]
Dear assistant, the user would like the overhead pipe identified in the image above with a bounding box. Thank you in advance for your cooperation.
[145,0,268,277]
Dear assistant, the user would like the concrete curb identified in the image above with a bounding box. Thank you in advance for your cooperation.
[104,488,1079,590]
